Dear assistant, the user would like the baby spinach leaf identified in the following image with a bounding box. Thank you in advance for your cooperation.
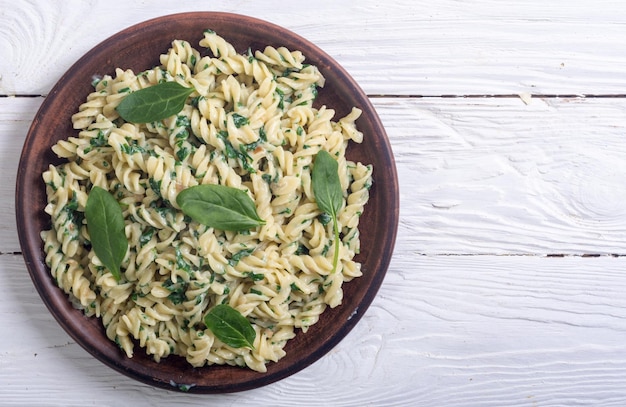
[116,81,195,123]
[312,150,343,216]
[176,184,265,232]
[312,150,343,274]
[85,186,128,281]
[204,304,256,349]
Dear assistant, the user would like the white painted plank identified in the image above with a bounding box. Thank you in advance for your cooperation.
[4,253,626,405]
[1,0,626,96]
[6,96,626,255]
[0,96,41,253]
[385,96,626,255]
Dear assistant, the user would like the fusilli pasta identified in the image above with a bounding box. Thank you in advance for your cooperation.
[41,30,373,372]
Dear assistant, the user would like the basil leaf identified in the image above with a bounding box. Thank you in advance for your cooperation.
[204,304,256,349]
[116,82,195,123]
[312,150,344,273]
[312,150,343,215]
[85,186,128,281]
[176,184,265,231]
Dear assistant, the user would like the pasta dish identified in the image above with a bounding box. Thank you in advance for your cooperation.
[40,30,372,372]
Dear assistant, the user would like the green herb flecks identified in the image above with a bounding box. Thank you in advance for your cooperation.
[244,271,265,282]
[231,113,249,128]
[216,131,256,173]
[139,227,155,246]
[175,246,192,274]
[116,81,195,123]
[176,184,265,232]
[85,186,128,281]
[90,130,107,147]
[204,304,256,349]
[228,247,255,266]
[312,150,343,274]
[163,278,188,305]
[62,193,84,232]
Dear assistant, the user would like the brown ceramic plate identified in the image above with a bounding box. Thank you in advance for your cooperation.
[16,12,398,393]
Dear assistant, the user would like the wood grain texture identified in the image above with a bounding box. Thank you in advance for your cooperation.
[4,253,626,406]
[0,96,41,253]
[1,0,626,96]
[4,0,626,405]
[390,96,626,255]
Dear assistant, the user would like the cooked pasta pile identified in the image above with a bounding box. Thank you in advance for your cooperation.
[41,30,373,372]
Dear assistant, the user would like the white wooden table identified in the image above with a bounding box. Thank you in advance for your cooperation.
[3,1,626,405]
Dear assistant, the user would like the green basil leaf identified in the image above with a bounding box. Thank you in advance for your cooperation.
[116,82,195,123]
[312,150,344,273]
[176,184,265,231]
[85,186,128,281]
[204,304,256,349]
[312,150,343,216]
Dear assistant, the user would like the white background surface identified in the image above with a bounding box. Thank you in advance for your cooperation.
[3,1,626,405]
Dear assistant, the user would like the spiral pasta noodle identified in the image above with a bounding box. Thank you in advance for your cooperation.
[41,31,373,373]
